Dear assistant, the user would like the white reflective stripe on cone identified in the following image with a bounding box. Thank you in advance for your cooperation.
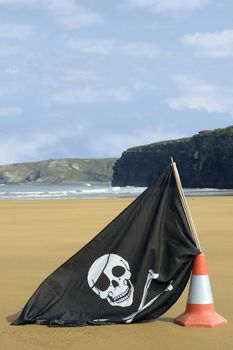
[187,275,213,304]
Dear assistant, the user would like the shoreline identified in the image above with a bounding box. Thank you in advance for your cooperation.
[1,183,233,201]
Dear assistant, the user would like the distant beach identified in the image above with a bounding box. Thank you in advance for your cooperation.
[0,182,233,200]
[0,197,232,350]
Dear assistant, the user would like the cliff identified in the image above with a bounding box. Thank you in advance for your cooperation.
[0,158,117,184]
[112,126,233,188]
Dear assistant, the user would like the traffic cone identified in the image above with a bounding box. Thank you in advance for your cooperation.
[175,253,228,327]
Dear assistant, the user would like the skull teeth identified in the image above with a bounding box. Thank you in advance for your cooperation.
[110,286,131,304]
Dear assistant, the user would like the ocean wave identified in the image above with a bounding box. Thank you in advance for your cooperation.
[0,183,232,200]
[0,183,144,200]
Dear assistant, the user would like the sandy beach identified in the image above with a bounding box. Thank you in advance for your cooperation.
[0,197,232,350]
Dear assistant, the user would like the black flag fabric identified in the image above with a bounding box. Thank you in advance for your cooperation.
[13,165,200,326]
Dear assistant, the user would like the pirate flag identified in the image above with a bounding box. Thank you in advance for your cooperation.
[13,164,200,326]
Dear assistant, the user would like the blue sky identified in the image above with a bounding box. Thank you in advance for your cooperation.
[0,0,232,164]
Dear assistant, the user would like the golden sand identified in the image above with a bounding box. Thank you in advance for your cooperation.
[0,197,232,350]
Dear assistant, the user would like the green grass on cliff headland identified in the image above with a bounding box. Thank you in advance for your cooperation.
[127,125,233,152]
[0,158,118,184]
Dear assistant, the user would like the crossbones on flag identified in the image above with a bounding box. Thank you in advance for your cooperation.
[13,164,200,326]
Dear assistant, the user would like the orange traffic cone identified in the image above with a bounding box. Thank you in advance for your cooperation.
[175,253,228,327]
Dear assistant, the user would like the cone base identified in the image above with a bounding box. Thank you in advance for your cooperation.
[175,304,228,328]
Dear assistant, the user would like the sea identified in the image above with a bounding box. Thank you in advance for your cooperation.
[0,183,233,200]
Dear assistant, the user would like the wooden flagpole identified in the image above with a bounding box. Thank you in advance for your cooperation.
[170,158,202,252]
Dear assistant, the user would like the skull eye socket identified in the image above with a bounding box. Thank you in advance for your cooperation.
[94,273,110,292]
[112,265,126,277]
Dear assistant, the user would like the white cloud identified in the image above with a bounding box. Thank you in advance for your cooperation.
[6,66,20,75]
[61,68,103,82]
[124,0,210,14]
[0,82,24,97]
[132,80,157,91]
[67,38,115,54]
[168,74,233,115]
[0,23,33,40]
[49,0,103,30]
[42,69,103,89]
[67,38,158,57]
[0,43,19,56]
[0,0,103,30]
[118,42,158,57]
[88,128,182,157]
[0,127,83,164]
[50,87,132,104]
[0,107,22,117]
[182,30,233,58]
[0,0,36,4]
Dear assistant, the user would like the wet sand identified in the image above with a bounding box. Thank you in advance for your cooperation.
[0,197,232,350]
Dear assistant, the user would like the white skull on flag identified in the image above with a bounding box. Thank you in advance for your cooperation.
[87,254,134,307]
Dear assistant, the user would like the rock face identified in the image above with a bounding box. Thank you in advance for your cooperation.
[112,126,233,188]
[24,169,41,182]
